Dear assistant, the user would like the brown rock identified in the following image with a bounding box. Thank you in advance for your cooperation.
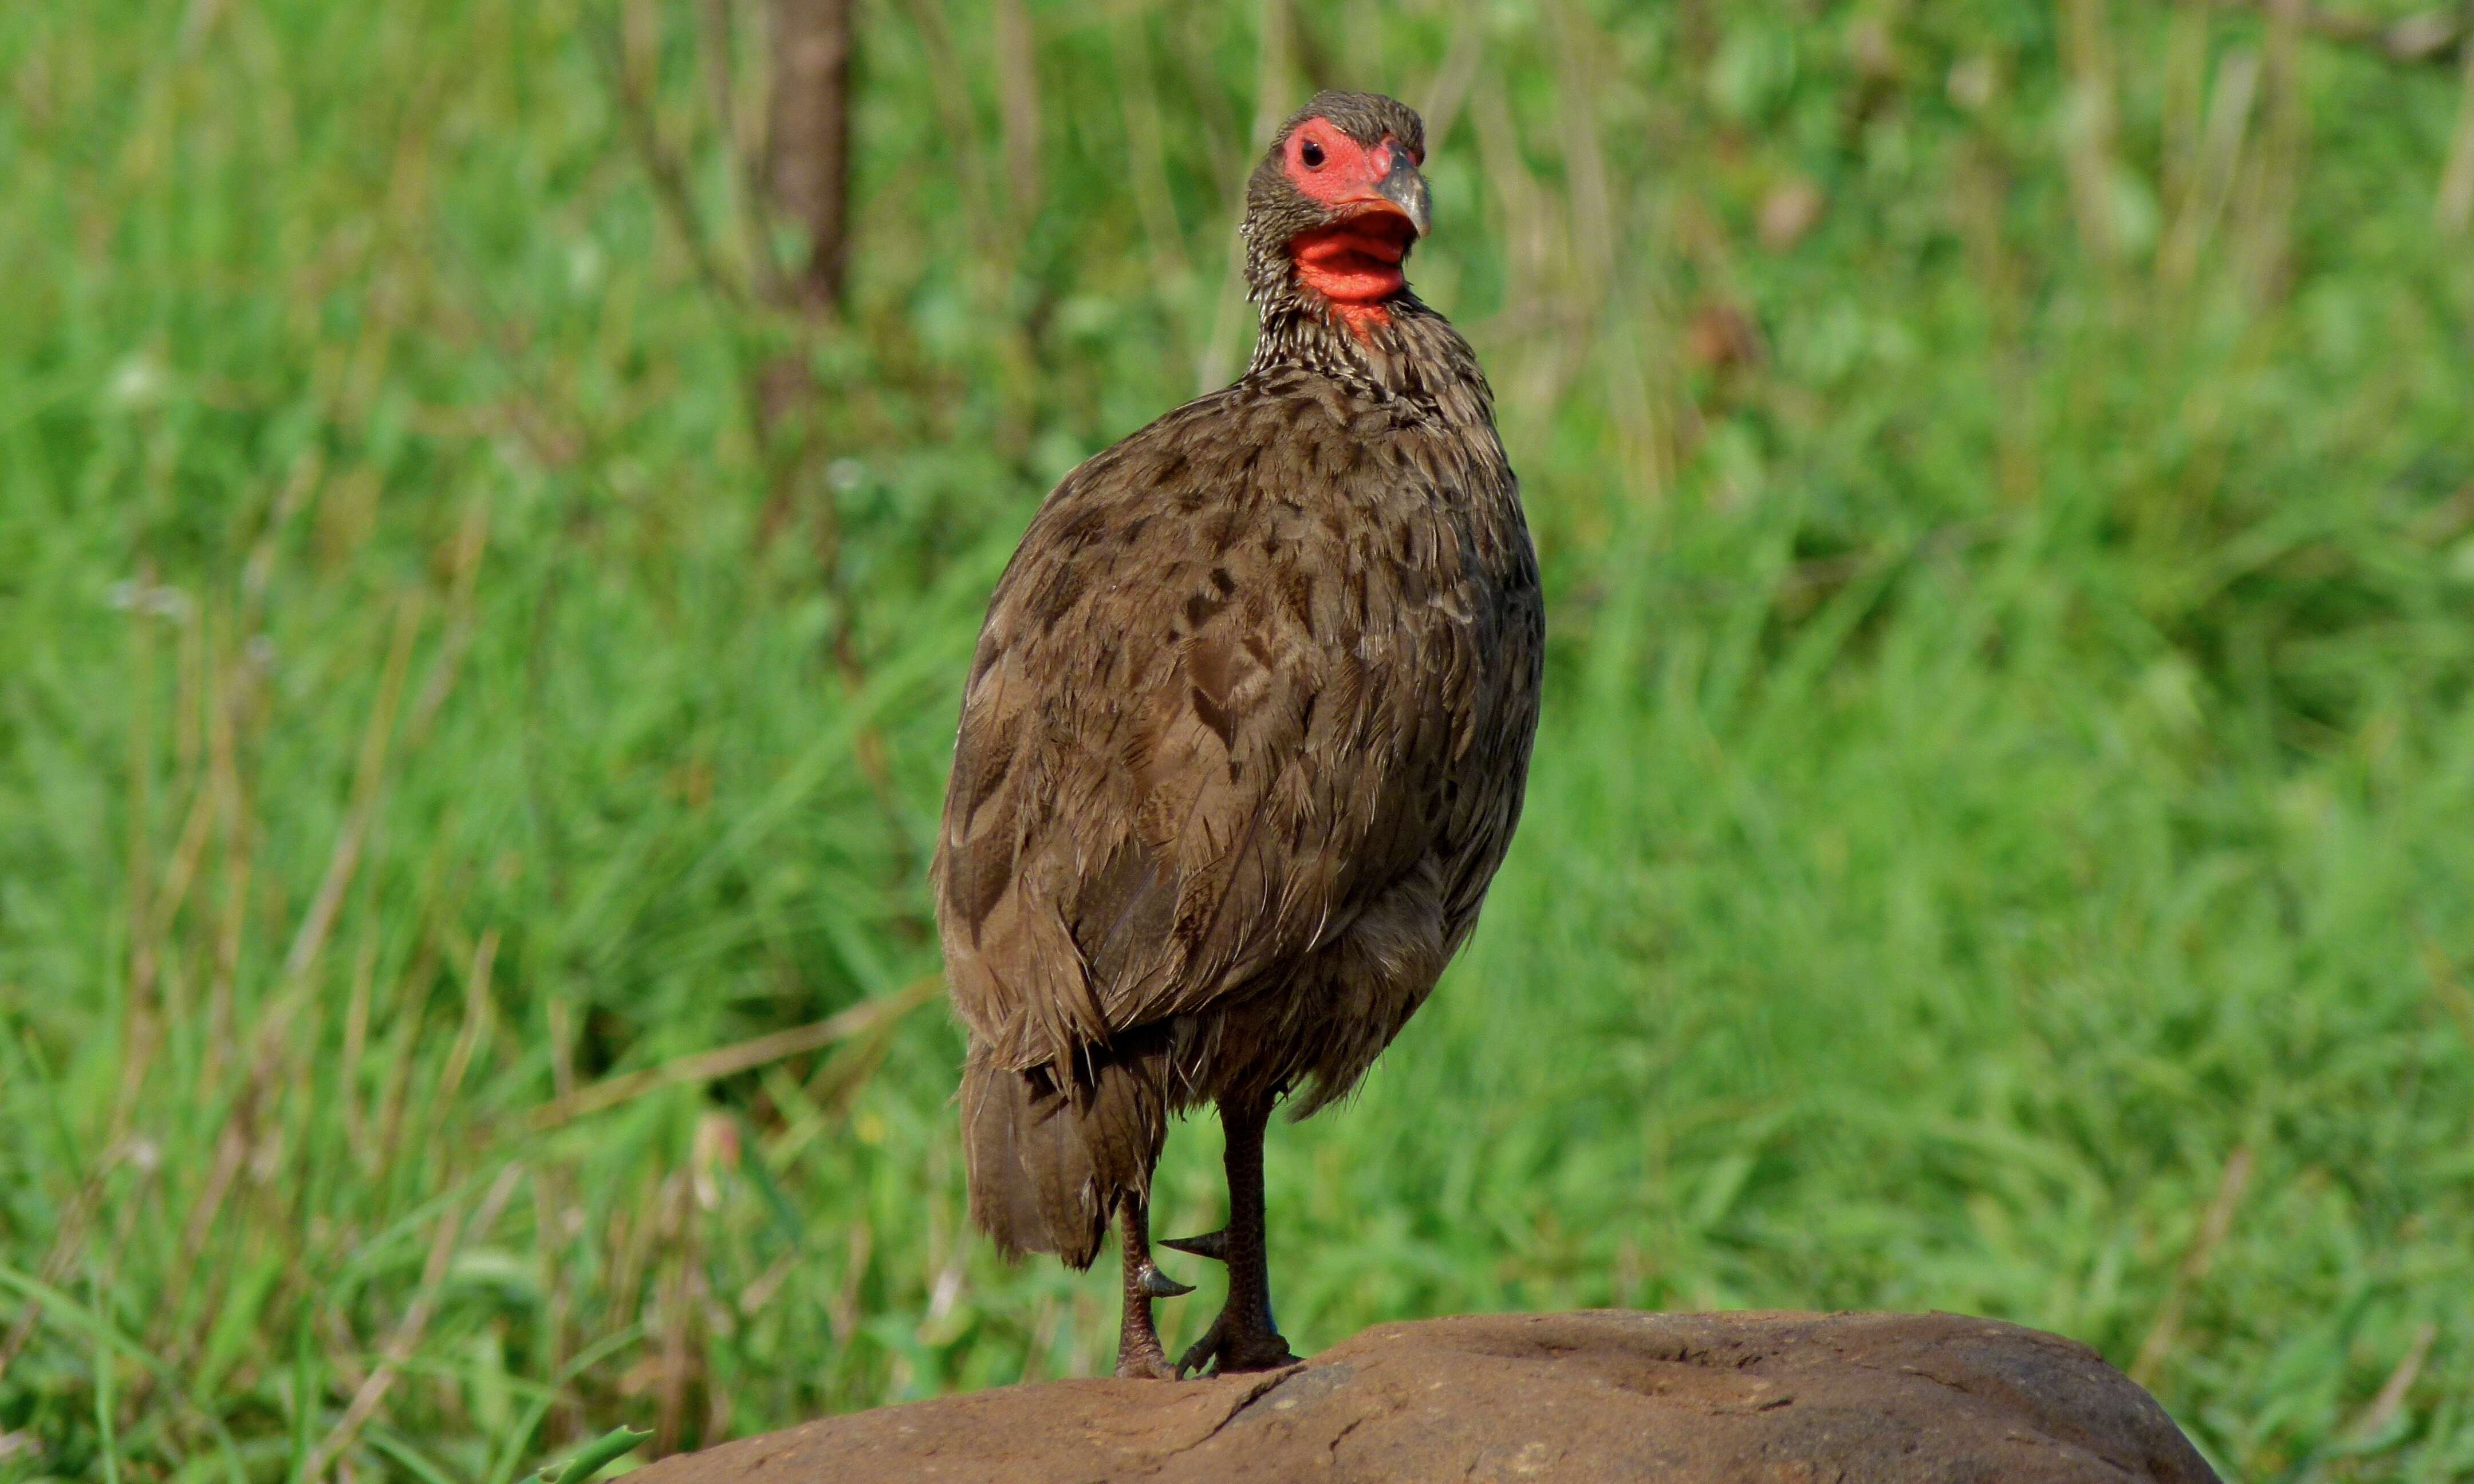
[632,1311,2220,1483]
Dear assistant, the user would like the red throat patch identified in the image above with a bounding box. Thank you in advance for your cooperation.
[1290,214,1415,330]
[1279,116,1421,336]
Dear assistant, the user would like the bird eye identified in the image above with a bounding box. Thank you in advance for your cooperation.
[1299,139,1326,169]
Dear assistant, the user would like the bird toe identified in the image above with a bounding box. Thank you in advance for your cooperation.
[1160,1229,1230,1262]
[1138,1262,1195,1298]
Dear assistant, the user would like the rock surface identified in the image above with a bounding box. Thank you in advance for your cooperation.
[633,1310,2220,1483]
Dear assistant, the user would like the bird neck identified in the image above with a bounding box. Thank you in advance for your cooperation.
[1245,287,1466,405]
[1239,223,1491,412]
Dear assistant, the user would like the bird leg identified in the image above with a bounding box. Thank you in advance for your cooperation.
[1173,1094,1300,1378]
[1116,1198,1189,1380]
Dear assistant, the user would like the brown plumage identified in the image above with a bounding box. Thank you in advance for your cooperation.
[933,91,1543,1379]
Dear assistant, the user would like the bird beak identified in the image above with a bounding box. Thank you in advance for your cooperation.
[1371,148,1431,240]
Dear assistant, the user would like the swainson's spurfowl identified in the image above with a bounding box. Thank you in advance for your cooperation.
[933,91,1543,1380]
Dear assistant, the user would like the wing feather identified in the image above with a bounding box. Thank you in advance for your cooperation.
[932,389,1472,1075]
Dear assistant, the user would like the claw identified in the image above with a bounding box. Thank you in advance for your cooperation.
[1138,1263,1194,1299]
[1160,1229,1229,1262]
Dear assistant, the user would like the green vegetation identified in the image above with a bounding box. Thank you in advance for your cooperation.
[6,0,2473,1478]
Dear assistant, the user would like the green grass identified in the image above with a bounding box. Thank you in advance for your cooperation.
[5,0,2474,1479]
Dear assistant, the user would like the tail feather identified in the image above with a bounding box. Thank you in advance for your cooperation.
[961,1040,1168,1269]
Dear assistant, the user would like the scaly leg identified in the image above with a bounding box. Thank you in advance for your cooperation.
[1172,1094,1299,1377]
[1116,1198,1190,1380]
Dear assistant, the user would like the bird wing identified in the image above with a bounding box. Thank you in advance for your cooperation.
[933,388,1479,1073]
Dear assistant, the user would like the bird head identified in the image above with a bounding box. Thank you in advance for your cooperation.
[1243,92,1430,314]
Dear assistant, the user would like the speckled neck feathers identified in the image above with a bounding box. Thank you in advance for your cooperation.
[1242,290,1490,415]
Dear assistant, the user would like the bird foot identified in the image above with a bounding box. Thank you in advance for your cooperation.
[1175,1313,1299,1379]
[1115,1339,1180,1380]
[1160,1228,1230,1262]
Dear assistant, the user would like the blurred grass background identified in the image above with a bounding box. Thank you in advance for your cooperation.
[5,0,2474,1478]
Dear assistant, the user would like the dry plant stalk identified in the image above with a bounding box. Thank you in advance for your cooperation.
[2131,1143,2255,1384]
[767,0,856,310]
[2351,1322,2439,1440]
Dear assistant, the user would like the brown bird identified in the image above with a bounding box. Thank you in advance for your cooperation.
[933,91,1542,1380]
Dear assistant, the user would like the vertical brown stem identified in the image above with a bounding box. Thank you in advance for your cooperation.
[768,0,854,313]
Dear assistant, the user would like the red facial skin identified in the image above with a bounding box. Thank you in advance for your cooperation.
[1280,117,1424,334]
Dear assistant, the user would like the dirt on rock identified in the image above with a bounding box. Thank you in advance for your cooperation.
[632,1310,2221,1483]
